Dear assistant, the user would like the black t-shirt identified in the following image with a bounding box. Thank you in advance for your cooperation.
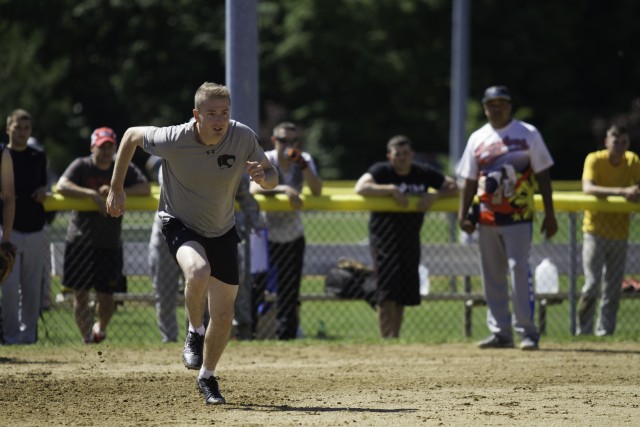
[368,161,446,238]
[3,146,48,232]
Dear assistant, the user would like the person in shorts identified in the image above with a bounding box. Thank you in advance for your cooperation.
[57,127,150,344]
[106,82,277,405]
[355,135,457,338]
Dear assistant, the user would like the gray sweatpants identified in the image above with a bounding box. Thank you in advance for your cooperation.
[478,223,538,342]
[577,233,627,336]
[149,215,181,343]
[1,229,45,344]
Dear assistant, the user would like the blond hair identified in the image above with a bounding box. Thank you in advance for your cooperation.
[194,82,230,110]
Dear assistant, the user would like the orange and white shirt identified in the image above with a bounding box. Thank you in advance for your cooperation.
[457,119,554,226]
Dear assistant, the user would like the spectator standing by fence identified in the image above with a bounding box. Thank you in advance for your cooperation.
[457,85,557,351]
[355,135,457,338]
[1,109,47,345]
[57,127,150,344]
[250,122,322,340]
[146,156,182,343]
[577,125,640,336]
[106,82,277,405]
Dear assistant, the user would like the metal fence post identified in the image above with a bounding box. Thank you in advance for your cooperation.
[569,212,577,335]
[448,213,458,293]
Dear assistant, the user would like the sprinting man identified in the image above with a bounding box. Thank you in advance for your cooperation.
[106,82,277,404]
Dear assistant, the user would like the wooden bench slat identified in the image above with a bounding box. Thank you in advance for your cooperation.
[50,241,640,277]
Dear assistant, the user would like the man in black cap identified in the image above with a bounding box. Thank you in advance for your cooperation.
[456,85,558,350]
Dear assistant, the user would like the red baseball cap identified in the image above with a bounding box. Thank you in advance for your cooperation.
[91,127,117,147]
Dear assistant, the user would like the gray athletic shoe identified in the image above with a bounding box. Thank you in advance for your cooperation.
[519,336,539,351]
[478,334,515,349]
[196,376,226,404]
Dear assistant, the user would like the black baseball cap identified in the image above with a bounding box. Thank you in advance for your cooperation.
[482,86,511,103]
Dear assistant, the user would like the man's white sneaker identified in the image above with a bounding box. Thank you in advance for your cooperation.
[520,336,539,351]
[92,322,106,343]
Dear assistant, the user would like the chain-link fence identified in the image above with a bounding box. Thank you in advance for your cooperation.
[23,203,640,345]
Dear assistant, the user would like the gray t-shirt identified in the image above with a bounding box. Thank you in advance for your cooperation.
[261,149,318,243]
[144,120,266,238]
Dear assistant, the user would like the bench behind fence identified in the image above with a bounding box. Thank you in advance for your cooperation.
[49,240,640,337]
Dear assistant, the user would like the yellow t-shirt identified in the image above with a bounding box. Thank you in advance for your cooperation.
[582,150,640,240]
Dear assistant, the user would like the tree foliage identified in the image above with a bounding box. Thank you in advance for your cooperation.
[1,0,225,172]
[2,0,640,179]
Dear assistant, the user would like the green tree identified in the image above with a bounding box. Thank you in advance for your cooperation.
[259,0,452,178]
[0,0,226,173]
[4,0,640,180]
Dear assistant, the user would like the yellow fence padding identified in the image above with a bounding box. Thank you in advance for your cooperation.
[43,191,640,213]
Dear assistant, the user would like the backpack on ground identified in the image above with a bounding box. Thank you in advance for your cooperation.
[324,257,376,308]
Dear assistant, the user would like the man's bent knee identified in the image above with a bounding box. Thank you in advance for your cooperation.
[183,264,211,287]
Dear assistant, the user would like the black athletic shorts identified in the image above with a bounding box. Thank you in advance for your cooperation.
[161,217,241,285]
[370,233,421,306]
[63,243,123,294]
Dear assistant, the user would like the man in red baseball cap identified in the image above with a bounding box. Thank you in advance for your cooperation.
[91,127,118,147]
[57,126,150,344]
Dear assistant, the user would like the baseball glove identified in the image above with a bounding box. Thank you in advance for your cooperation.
[284,147,308,169]
[0,241,16,284]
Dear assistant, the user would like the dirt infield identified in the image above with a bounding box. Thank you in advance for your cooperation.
[1,341,639,426]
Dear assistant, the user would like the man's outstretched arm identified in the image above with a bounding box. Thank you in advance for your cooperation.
[106,127,148,217]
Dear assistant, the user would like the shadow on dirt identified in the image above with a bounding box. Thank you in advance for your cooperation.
[229,404,417,414]
[0,357,64,365]
[542,347,640,355]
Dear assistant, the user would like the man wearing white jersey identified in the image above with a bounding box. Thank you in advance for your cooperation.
[457,86,557,350]
[106,82,277,404]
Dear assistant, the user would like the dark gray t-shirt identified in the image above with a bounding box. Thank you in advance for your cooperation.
[144,120,266,238]
[63,156,148,248]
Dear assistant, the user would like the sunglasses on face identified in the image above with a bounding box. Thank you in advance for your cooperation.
[275,136,299,144]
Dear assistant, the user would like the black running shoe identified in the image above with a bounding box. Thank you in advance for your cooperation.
[182,331,204,370]
[478,334,515,349]
[196,376,226,404]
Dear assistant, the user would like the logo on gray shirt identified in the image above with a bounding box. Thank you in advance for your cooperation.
[217,155,235,169]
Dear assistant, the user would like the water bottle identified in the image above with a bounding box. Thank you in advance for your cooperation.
[419,265,430,296]
[534,258,559,294]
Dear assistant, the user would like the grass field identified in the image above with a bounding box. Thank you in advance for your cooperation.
[40,270,640,346]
